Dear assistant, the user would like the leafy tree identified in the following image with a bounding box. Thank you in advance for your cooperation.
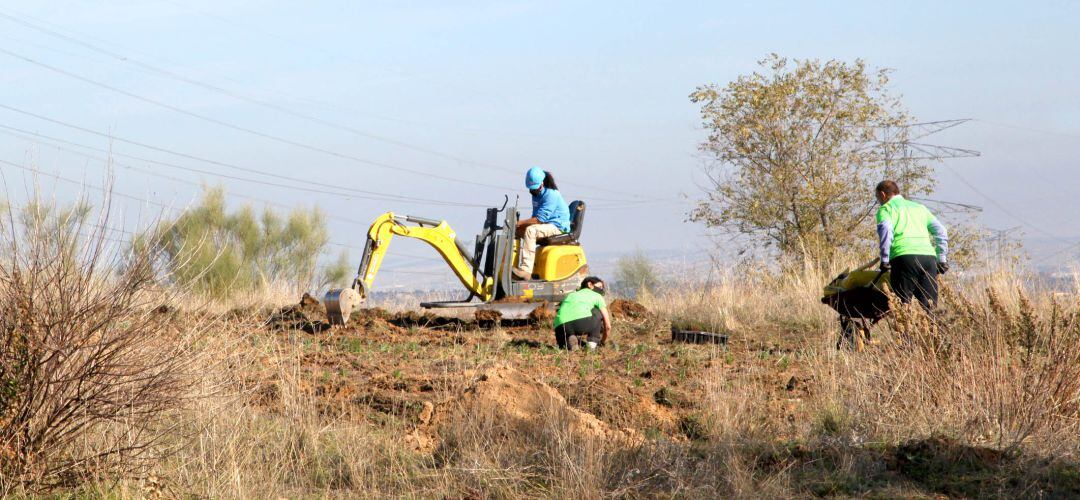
[321,248,352,289]
[689,55,934,262]
[17,199,93,263]
[146,187,341,298]
[615,250,659,298]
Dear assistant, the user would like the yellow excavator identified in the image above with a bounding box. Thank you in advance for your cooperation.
[324,197,589,325]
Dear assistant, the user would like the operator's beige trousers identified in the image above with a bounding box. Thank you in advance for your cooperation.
[517,223,562,274]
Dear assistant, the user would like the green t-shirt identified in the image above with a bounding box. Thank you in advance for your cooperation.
[875,195,937,259]
[553,288,606,328]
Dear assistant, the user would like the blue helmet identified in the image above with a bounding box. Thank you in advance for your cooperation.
[525,166,545,190]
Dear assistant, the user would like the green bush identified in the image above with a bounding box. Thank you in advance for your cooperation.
[615,250,659,298]
[146,187,347,298]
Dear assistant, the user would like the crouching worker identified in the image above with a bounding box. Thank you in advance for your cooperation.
[553,277,612,351]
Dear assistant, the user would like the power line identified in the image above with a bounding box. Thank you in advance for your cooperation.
[0,157,445,263]
[977,119,1080,141]
[939,162,1071,245]
[908,196,983,214]
[0,10,660,203]
[0,123,483,209]
[0,46,528,193]
[0,115,680,217]
[1032,240,1080,265]
[0,106,486,208]
[0,157,184,213]
[0,129,426,234]
[0,11,515,174]
[146,1,612,145]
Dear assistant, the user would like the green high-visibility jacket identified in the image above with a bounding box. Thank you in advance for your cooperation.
[875,195,949,264]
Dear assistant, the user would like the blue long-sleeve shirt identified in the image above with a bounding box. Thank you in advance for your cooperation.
[532,187,570,233]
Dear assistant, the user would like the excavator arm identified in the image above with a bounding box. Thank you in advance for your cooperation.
[324,212,494,325]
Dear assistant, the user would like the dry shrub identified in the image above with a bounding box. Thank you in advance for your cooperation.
[647,259,837,336]
[832,284,1080,455]
[701,362,784,443]
[0,196,202,493]
[435,368,609,497]
[154,330,458,498]
[431,364,797,499]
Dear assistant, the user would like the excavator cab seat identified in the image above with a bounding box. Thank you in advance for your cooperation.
[533,201,587,282]
[537,200,585,246]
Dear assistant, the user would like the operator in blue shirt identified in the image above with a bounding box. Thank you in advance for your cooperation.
[513,166,570,280]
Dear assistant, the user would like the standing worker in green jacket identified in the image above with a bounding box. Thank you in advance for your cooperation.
[875,180,950,310]
[553,277,612,351]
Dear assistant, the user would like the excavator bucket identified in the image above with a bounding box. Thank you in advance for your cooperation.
[419,300,546,321]
[324,288,362,326]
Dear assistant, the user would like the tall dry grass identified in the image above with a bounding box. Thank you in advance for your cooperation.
[6,220,1078,498]
[826,285,1080,456]
[110,262,1072,497]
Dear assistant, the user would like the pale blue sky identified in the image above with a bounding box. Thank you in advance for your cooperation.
[1,1,1078,283]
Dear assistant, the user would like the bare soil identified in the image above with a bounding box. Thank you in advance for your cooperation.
[249,296,811,447]
[231,295,1079,498]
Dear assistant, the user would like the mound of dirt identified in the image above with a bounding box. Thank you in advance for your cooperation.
[299,292,320,309]
[386,310,473,329]
[350,306,391,324]
[527,302,554,325]
[266,293,330,333]
[474,309,502,327]
[447,364,641,445]
[557,376,680,434]
[609,299,649,320]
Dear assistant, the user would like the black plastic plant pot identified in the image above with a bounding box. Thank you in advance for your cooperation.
[671,327,729,345]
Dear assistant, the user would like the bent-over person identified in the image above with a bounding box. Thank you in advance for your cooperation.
[553,277,611,351]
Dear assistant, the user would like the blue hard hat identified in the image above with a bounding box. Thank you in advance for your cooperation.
[525,166,545,190]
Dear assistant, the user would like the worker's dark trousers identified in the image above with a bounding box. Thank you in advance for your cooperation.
[555,309,603,350]
[889,254,939,310]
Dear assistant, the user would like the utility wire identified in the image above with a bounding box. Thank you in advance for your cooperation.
[0,120,483,208]
[0,46,526,193]
[1032,240,1080,264]
[939,162,1071,245]
[977,119,1080,141]
[0,157,184,213]
[0,10,661,203]
[0,12,517,174]
[147,0,613,144]
[0,157,445,262]
[0,106,487,208]
[0,116,680,215]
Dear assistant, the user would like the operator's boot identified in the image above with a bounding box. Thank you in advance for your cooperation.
[512,267,531,280]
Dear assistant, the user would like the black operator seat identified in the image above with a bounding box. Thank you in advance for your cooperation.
[537,200,585,246]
